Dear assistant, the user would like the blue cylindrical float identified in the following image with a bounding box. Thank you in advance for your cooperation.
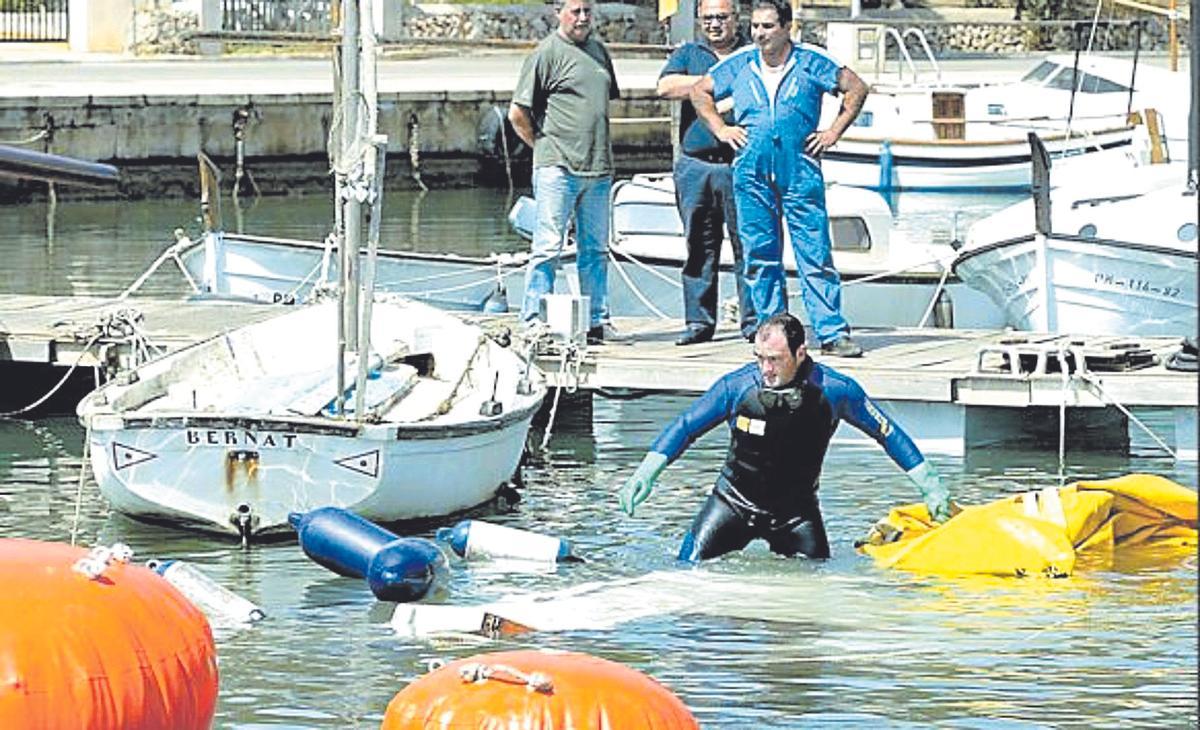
[366,538,447,602]
[290,507,447,602]
[289,506,399,578]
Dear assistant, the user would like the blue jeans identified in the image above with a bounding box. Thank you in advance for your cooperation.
[674,154,756,337]
[520,166,612,327]
[734,157,850,345]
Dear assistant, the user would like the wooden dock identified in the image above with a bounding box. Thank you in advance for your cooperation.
[0,294,1194,459]
[475,315,1198,462]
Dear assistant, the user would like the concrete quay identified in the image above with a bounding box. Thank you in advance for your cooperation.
[0,51,676,197]
[0,49,1115,198]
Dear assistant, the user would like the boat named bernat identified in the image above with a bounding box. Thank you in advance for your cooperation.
[79,298,547,539]
[78,0,548,540]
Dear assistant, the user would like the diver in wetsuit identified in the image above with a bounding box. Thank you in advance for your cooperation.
[618,312,953,562]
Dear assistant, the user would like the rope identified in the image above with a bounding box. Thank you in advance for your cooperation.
[539,343,580,451]
[1077,371,1177,458]
[70,428,92,546]
[608,244,682,289]
[458,662,553,694]
[428,336,489,418]
[606,248,671,319]
[408,112,428,192]
[119,233,202,299]
[916,263,953,328]
[494,106,514,192]
[0,129,48,146]
[0,328,104,418]
[1056,350,1071,486]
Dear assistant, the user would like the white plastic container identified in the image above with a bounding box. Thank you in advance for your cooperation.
[148,559,266,625]
[437,519,576,563]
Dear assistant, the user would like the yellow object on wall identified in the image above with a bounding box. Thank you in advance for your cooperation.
[659,0,679,21]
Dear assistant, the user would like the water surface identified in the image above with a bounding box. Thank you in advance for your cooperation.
[0,188,1194,728]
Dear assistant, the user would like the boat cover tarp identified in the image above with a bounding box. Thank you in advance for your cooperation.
[856,473,1197,577]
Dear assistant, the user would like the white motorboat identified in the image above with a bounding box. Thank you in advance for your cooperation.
[603,173,1007,329]
[821,51,1189,191]
[77,299,545,538]
[952,138,1198,336]
[78,0,547,539]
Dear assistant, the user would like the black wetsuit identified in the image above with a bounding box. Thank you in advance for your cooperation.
[648,358,926,562]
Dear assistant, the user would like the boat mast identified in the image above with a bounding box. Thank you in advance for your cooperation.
[1190,0,1198,190]
[332,0,386,419]
[333,0,365,415]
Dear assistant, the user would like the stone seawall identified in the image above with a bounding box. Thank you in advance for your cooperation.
[133,2,1187,55]
[0,88,672,202]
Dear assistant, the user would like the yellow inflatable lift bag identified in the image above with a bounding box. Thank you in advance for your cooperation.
[856,473,1198,578]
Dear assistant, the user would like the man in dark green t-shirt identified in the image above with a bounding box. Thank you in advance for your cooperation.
[508,0,621,344]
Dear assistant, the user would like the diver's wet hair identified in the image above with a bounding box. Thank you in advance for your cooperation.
[759,312,806,352]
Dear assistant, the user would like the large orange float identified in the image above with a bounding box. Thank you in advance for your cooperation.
[0,538,219,729]
[381,649,699,729]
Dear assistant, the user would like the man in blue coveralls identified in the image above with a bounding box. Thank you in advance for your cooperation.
[657,0,756,345]
[617,312,953,562]
[691,0,869,357]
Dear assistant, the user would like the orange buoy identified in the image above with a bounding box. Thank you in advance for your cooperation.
[381,649,698,729]
[0,538,219,729]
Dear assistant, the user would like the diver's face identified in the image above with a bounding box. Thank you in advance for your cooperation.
[754,326,804,387]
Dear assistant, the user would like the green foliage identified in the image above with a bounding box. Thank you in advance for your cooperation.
[1,0,54,11]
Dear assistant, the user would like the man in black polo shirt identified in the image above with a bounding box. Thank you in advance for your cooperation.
[657,0,757,345]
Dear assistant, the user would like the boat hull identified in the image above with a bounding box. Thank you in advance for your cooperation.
[181,232,1007,330]
[87,412,536,537]
[78,298,547,537]
[953,233,1198,336]
[823,128,1134,192]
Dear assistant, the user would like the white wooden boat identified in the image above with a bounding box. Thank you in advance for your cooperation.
[77,297,546,538]
[821,53,1189,191]
[953,143,1197,336]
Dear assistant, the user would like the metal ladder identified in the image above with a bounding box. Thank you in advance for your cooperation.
[875,26,942,84]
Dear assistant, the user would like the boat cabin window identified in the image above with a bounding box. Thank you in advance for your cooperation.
[830,217,872,252]
[1021,61,1059,83]
[852,110,874,128]
[1078,223,1098,238]
[1180,222,1197,243]
[1045,68,1128,93]
[986,103,1005,116]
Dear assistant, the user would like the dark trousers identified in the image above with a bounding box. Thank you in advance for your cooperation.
[678,489,831,562]
[673,154,756,337]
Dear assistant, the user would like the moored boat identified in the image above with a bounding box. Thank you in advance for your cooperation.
[77,297,546,538]
[952,136,1197,336]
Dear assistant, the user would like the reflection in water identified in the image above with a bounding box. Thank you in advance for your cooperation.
[0,190,1195,727]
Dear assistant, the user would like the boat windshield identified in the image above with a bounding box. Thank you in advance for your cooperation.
[1021,60,1060,83]
[1045,67,1129,93]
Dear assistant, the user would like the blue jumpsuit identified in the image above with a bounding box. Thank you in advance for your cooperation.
[648,358,926,561]
[709,44,851,345]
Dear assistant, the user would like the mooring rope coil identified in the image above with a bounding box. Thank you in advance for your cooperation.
[458,662,554,694]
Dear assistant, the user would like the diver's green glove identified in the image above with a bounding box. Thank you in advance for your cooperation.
[619,452,669,517]
[907,460,952,523]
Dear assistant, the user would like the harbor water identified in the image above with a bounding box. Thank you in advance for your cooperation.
[0,187,1195,727]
